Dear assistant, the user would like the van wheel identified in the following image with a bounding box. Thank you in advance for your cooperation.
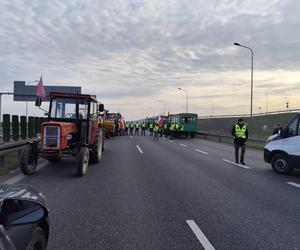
[271,153,293,174]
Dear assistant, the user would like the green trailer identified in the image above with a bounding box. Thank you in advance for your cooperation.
[169,113,198,138]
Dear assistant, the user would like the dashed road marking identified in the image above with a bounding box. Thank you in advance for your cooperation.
[194,149,209,155]
[179,143,187,147]
[186,220,215,250]
[169,140,175,143]
[130,136,133,139]
[136,145,143,154]
[222,159,251,169]
[4,161,48,185]
[286,182,300,189]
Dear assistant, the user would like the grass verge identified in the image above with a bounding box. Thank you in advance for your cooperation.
[0,151,21,176]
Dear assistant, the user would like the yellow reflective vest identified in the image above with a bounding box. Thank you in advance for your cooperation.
[235,124,247,139]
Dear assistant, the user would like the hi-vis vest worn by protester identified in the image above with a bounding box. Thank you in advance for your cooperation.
[235,124,247,139]
[135,123,139,128]
[170,124,175,131]
[153,125,159,132]
[149,124,153,129]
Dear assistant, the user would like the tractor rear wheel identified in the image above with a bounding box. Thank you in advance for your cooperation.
[20,145,38,175]
[90,130,103,164]
[77,147,90,177]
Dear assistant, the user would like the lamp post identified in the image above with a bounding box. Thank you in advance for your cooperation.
[234,42,254,117]
[25,80,38,119]
[178,88,188,113]
[158,100,165,116]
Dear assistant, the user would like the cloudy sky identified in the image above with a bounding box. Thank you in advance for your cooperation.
[1,0,300,120]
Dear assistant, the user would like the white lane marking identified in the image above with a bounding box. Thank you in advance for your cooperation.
[136,145,143,154]
[169,140,175,143]
[286,182,300,189]
[4,160,48,185]
[179,143,187,147]
[130,136,133,139]
[194,149,209,155]
[222,159,251,169]
[186,220,215,250]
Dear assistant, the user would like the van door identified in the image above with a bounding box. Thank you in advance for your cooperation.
[281,114,300,158]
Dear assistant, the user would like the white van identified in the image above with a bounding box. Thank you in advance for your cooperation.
[264,113,300,174]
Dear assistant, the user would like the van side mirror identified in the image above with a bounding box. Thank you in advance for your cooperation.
[35,97,42,107]
[0,199,47,227]
[280,127,288,138]
[98,104,104,112]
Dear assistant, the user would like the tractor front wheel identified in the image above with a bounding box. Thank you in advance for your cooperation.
[20,145,38,175]
[77,147,90,177]
[90,130,103,164]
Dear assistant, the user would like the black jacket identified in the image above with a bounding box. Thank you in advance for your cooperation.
[231,123,249,144]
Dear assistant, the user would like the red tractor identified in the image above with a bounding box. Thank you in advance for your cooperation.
[20,92,105,177]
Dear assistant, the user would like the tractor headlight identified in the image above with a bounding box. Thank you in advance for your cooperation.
[66,134,73,140]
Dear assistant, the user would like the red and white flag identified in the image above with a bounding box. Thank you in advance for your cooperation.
[157,116,164,126]
[36,75,46,99]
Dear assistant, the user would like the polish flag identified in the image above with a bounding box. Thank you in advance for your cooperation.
[157,116,164,126]
[36,75,46,99]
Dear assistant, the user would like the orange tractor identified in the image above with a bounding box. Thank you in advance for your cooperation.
[20,92,105,177]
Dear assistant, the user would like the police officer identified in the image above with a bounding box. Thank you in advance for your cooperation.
[231,118,249,165]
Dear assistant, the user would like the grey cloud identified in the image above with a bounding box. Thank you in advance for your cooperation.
[1,0,300,119]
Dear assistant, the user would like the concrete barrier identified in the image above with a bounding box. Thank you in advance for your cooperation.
[198,112,297,140]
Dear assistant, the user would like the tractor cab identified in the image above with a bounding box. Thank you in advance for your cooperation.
[47,92,102,144]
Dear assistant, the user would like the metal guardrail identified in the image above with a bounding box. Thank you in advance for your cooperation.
[0,139,37,155]
[196,131,266,144]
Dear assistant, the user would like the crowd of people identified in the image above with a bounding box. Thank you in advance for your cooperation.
[114,120,185,141]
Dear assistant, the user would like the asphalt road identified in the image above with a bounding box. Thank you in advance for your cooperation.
[11,133,300,249]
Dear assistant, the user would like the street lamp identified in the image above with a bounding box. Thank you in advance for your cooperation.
[25,80,38,119]
[234,42,254,117]
[158,100,165,116]
[178,88,188,113]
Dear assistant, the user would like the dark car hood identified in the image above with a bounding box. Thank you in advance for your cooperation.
[0,185,47,210]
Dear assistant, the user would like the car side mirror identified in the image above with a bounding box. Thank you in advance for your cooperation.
[35,97,42,107]
[98,104,104,112]
[0,199,47,227]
